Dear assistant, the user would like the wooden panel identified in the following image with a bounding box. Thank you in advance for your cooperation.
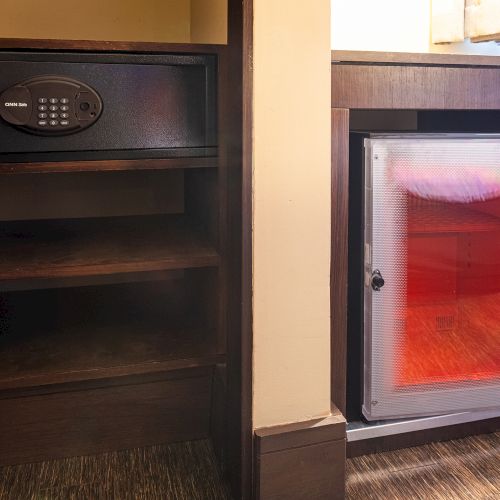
[347,417,500,458]
[0,324,222,393]
[185,169,219,249]
[332,50,500,67]
[331,64,500,110]
[0,157,217,175]
[0,371,213,466]
[210,364,228,464]
[257,440,345,500]
[0,38,223,54]
[216,0,254,497]
[0,170,183,221]
[255,407,346,455]
[331,109,349,416]
[0,215,218,282]
[255,410,346,499]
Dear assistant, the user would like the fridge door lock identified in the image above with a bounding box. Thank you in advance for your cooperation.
[371,269,385,291]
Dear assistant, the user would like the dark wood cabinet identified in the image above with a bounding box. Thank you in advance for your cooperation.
[0,41,245,490]
[331,50,500,455]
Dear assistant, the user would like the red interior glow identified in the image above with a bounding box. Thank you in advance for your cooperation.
[398,194,500,386]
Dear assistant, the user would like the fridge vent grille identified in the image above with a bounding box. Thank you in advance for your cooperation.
[436,315,455,331]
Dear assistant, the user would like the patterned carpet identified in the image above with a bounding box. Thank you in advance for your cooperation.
[1,433,498,499]
[347,432,500,499]
[0,440,231,500]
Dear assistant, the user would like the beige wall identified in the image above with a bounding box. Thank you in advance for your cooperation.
[191,0,227,44]
[332,0,500,55]
[253,0,332,429]
[0,0,191,42]
[0,0,228,44]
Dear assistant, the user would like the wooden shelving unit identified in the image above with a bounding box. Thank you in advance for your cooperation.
[0,181,224,463]
[0,42,242,472]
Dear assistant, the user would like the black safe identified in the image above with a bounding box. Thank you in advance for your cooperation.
[0,52,217,162]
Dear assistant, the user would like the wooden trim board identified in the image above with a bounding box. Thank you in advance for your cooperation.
[331,109,349,416]
[331,64,500,110]
[348,417,500,458]
[0,38,224,54]
[332,50,500,68]
[0,368,213,466]
[255,409,346,499]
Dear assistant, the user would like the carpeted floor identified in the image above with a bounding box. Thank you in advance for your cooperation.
[1,433,498,499]
[0,440,231,500]
[347,431,500,499]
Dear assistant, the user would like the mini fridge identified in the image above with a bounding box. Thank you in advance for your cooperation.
[360,134,500,421]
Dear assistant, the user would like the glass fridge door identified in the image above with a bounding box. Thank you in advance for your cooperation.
[363,134,500,421]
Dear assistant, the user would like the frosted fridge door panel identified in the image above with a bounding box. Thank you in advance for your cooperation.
[363,136,500,421]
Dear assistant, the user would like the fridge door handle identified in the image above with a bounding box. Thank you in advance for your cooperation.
[371,269,385,291]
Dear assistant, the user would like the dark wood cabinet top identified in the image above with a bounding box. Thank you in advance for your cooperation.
[332,50,500,67]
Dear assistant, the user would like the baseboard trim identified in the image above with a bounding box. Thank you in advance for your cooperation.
[254,407,346,499]
[347,416,500,458]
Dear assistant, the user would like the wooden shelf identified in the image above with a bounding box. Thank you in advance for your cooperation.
[0,157,218,175]
[0,325,221,393]
[0,37,224,54]
[0,215,219,284]
[0,281,221,393]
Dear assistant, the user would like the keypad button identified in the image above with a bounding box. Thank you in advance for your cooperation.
[38,98,47,104]
[49,98,59,104]
[60,120,70,126]
[49,120,58,126]
[38,105,47,111]
[60,113,69,119]
[38,120,48,126]
[38,113,47,119]
[60,98,69,104]
[60,105,69,111]
[49,105,59,111]
[49,113,59,119]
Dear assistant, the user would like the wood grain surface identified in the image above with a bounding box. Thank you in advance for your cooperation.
[0,38,224,54]
[332,50,500,67]
[331,64,500,110]
[0,215,219,282]
[255,410,346,499]
[331,108,349,416]
[0,372,214,466]
[0,274,220,392]
[0,157,217,175]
